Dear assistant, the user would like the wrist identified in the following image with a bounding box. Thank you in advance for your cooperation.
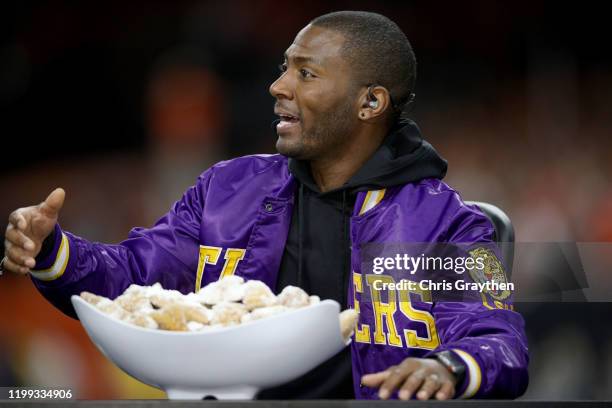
[36,228,58,263]
[30,225,70,282]
[33,224,62,270]
[429,350,467,386]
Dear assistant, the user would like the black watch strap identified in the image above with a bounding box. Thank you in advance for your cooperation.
[431,350,467,385]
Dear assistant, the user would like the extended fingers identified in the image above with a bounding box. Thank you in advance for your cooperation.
[362,359,423,400]
[361,358,458,401]
[5,224,35,251]
[435,380,455,400]
[378,366,407,399]
[3,255,30,275]
[397,368,426,400]
[5,223,36,268]
[8,210,27,230]
[6,244,36,268]
[361,370,390,388]
[379,360,421,400]
[398,371,454,401]
[415,373,443,400]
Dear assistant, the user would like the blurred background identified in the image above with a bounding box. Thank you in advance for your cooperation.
[1,0,612,400]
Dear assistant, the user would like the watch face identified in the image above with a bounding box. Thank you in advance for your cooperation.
[437,351,466,375]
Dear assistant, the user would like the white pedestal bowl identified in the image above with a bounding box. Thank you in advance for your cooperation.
[71,295,347,400]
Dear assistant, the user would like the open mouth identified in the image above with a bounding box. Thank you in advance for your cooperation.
[275,110,301,133]
[278,114,299,123]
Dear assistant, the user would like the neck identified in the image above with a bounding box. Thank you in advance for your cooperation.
[310,125,387,192]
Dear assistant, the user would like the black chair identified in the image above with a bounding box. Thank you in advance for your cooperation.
[465,201,515,277]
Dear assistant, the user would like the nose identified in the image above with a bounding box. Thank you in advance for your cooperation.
[269,72,293,101]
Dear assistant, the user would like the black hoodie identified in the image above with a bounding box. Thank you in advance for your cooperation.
[256,120,447,399]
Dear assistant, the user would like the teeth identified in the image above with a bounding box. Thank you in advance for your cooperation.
[278,113,298,122]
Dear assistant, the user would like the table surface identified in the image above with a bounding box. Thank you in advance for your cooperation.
[1,401,611,408]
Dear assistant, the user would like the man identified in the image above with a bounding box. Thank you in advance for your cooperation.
[2,11,528,400]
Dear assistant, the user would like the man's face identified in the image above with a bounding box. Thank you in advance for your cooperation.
[269,24,360,160]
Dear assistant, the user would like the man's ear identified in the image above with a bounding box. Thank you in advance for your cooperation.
[358,85,391,122]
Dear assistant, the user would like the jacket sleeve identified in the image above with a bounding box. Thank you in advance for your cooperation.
[30,169,213,318]
[426,202,529,399]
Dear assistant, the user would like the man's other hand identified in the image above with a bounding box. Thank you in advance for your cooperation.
[3,188,65,274]
[361,357,457,400]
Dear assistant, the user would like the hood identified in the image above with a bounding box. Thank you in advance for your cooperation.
[288,119,447,194]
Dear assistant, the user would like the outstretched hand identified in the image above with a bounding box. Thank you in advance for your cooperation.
[361,357,457,400]
[3,188,65,274]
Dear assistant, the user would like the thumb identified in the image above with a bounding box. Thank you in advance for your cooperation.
[40,188,66,218]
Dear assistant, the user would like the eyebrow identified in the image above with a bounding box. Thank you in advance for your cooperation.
[284,52,324,67]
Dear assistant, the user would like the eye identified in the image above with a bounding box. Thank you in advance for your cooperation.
[299,68,315,79]
[278,62,287,73]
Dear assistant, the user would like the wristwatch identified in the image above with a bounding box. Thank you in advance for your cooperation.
[430,350,467,384]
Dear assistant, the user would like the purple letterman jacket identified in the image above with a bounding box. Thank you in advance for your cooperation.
[31,153,529,399]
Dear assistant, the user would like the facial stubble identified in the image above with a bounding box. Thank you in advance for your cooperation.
[276,94,358,161]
